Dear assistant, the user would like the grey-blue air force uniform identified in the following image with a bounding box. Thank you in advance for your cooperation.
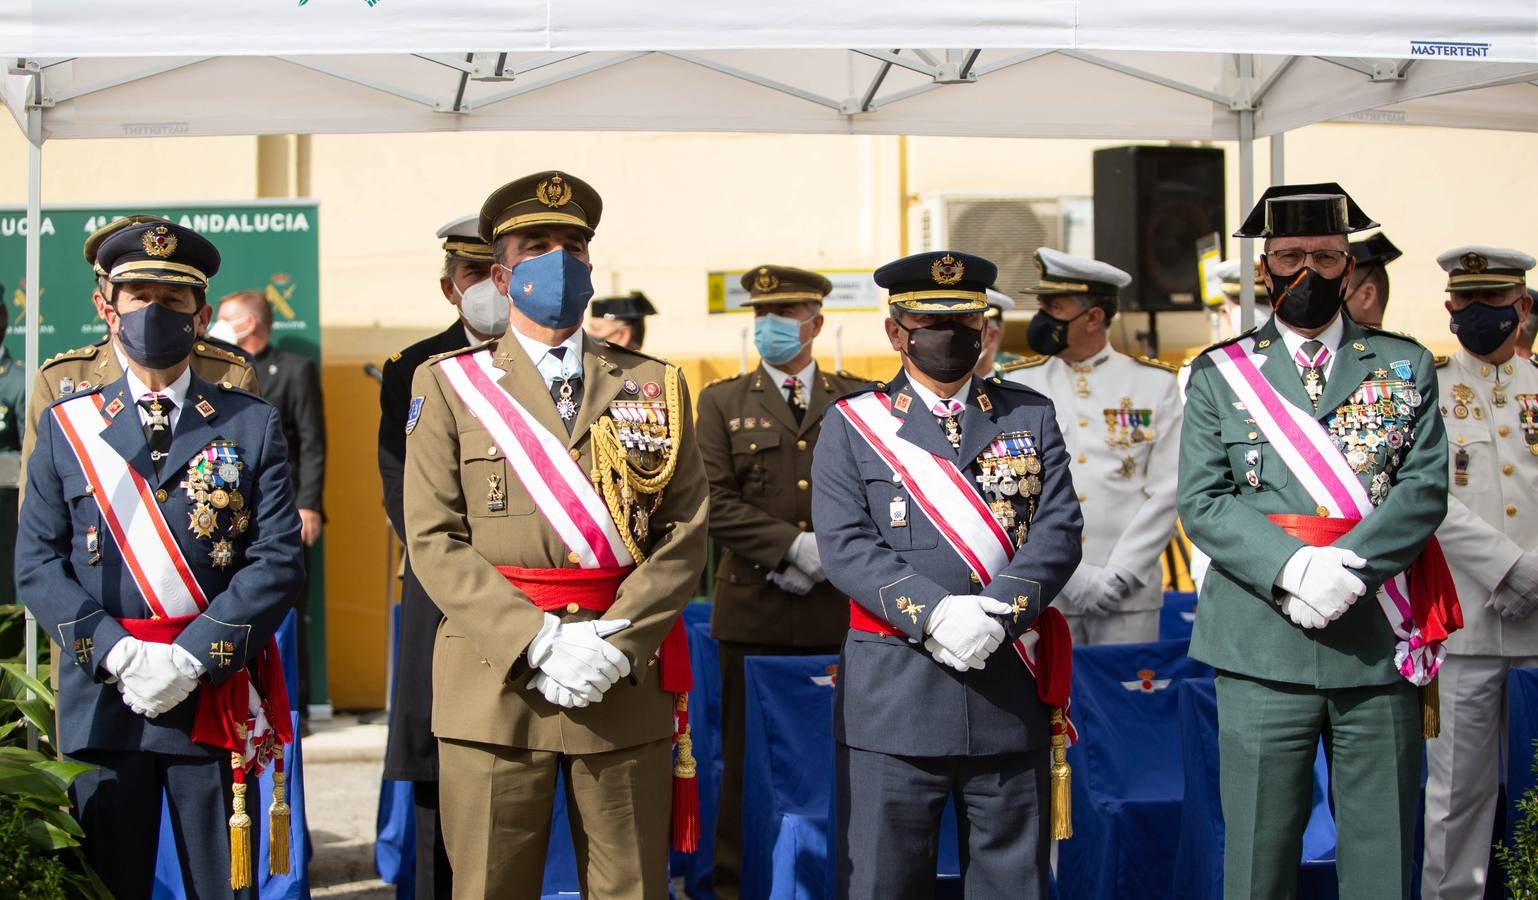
[812,369,1083,900]
[17,370,304,899]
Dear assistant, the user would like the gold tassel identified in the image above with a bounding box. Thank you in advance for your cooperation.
[1421,674,1441,739]
[229,780,252,890]
[268,770,291,875]
[1050,708,1073,841]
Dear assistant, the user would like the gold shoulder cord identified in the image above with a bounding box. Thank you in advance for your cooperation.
[591,365,684,563]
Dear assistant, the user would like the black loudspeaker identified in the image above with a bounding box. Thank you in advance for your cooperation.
[1092,145,1226,312]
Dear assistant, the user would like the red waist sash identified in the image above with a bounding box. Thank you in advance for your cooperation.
[1266,514,1463,645]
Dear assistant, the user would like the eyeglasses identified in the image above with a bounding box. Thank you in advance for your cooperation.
[1265,249,1350,273]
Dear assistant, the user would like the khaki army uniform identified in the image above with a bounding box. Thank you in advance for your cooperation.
[405,332,709,899]
[696,361,868,898]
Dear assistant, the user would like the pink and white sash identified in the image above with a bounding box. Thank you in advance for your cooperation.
[440,350,634,570]
[838,391,1074,736]
[53,394,208,619]
[1206,338,1439,684]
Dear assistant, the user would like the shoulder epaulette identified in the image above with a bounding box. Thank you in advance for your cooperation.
[427,339,494,366]
[1360,324,1428,348]
[192,342,247,365]
[1193,328,1259,359]
[213,380,262,400]
[39,344,99,370]
[986,376,1037,392]
[597,341,667,366]
[997,355,1049,373]
[1134,355,1178,374]
[701,371,746,391]
[1434,355,1451,368]
[833,369,870,383]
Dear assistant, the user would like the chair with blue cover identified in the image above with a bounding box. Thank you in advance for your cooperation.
[1158,591,1198,642]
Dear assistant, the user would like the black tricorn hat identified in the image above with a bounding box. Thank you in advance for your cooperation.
[1234,182,1378,238]
[591,291,658,321]
[1348,232,1402,269]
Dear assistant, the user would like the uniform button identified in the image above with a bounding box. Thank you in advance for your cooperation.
[797,479,809,491]
[648,656,658,667]
[569,448,581,461]
[797,440,808,450]
[1505,464,1515,476]
[565,602,581,615]
[1315,506,1329,517]
[1500,426,1511,437]
[1076,453,1087,464]
[1508,505,1518,518]
[155,489,168,502]
[748,442,758,452]
[488,445,498,456]
[1077,493,1087,503]
[797,520,809,530]
[221,381,232,389]
[566,551,582,565]
[1248,431,1258,440]
[1078,417,1088,427]
[969,572,981,584]
[195,343,207,352]
[85,484,95,495]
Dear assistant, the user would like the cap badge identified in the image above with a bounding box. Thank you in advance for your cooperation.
[142,225,177,259]
[536,175,573,209]
[753,267,780,293]
[1461,251,1488,274]
[931,253,964,286]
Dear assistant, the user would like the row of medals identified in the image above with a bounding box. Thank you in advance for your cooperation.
[978,432,1042,547]
[180,442,249,569]
[1105,400,1153,479]
[1451,385,1538,456]
[1327,381,1418,504]
[610,400,672,542]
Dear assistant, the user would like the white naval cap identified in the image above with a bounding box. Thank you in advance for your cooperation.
[436,213,494,261]
[1025,247,1131,296]
[1214,257,1268,300]
[1437,245,1536,292]
[984,287,1015,317]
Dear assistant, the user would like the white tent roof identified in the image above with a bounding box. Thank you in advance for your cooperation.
[4,1,1538,142]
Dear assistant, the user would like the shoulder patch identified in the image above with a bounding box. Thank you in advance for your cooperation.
[1134,355,1179,374]
[997,355,1049,373]
[405,396,425,435]
[1434,355,1450,369]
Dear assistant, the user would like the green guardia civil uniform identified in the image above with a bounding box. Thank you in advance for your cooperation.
[1177,184,1448,900]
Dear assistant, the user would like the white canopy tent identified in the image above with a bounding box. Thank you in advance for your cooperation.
[4,1,1538,690]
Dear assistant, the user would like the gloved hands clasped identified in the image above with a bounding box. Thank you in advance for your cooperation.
[526,615,632,709]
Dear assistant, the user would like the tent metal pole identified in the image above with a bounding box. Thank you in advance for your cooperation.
[1238,57,1256,332]
[23,88,42,752]
[1270,132,1285,185]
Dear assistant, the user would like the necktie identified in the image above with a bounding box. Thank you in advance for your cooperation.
[1295,340,1329,409]
[932,399,963,450]
[546,347,581,434]
[784,376,805,424]
[138,394,175,476]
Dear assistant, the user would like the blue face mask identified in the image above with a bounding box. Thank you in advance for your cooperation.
[115,301,200,369]
[754,313,809,366]
[504,249,594,329]
[1450,300,1521,356]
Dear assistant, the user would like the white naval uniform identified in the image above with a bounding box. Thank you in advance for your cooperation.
[1004,344,1183,644]
[1423,349,1538,900]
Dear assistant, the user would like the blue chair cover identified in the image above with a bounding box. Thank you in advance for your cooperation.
[1158,591,1198,643]
[1058,640,1212,900]
[154,611,310,897]
[376,599,415,894]
[1507,667,1538,849]
[1172,678,1338,900]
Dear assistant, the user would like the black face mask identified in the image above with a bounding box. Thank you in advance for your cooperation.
[900,320,982,384]
[1026,307,1089,356]
[1267,262,1348,330]
[1449,301,1521,356]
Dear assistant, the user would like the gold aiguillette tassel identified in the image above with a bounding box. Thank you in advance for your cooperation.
[1421,674,1441,739]
[228,768,252,889]
[1050,708,1073,840]
[268,768,291,875]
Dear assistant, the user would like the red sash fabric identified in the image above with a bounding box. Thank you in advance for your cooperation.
[118,615,293,773]
[1265,514,1463,645]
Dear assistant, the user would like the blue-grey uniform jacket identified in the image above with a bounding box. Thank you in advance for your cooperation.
[812,370,1083,757]
[17,371,305,758]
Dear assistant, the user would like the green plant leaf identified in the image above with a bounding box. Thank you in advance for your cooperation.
[31,761,92,789]
[0,664,54,704]
[24,817,78,851]
[0,762,70,805]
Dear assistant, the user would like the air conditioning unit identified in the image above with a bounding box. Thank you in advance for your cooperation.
[912,194,1094,312]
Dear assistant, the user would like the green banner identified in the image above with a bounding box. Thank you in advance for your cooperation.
[0,202,320,364]
[0,201,328,708]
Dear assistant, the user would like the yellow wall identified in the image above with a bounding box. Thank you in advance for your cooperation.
[5,123,1538,705]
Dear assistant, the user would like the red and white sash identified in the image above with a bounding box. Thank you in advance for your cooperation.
[838,391,1075,739]
[53,394,207,619]
[440,350,635,570]
[1207,338,1438,684]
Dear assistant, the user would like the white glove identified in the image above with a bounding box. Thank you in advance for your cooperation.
[1280,594,1329,630]
[767,565,816,596]
[1275,546,1368,626]
[923,636,982,672]
[1492,551,1538,621]
[786,533,824,583]
[526,615,632,701]
[528,670,593,708]
[923,595,1012,665]
[105,639,201,719]
[1059,564,1106,616]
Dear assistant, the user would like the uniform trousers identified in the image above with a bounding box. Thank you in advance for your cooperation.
[712,640,840,900]
[1063,609,1161,646]
[1214,672,1419,900]
[69,747,257,900]
[412,780,453,899]
[437,736,671,900]
[1422,652,1538,900]
[836,743,1050,900]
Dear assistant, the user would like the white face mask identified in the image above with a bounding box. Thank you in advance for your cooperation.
[206,318,241,344]
[455,277,510,337]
